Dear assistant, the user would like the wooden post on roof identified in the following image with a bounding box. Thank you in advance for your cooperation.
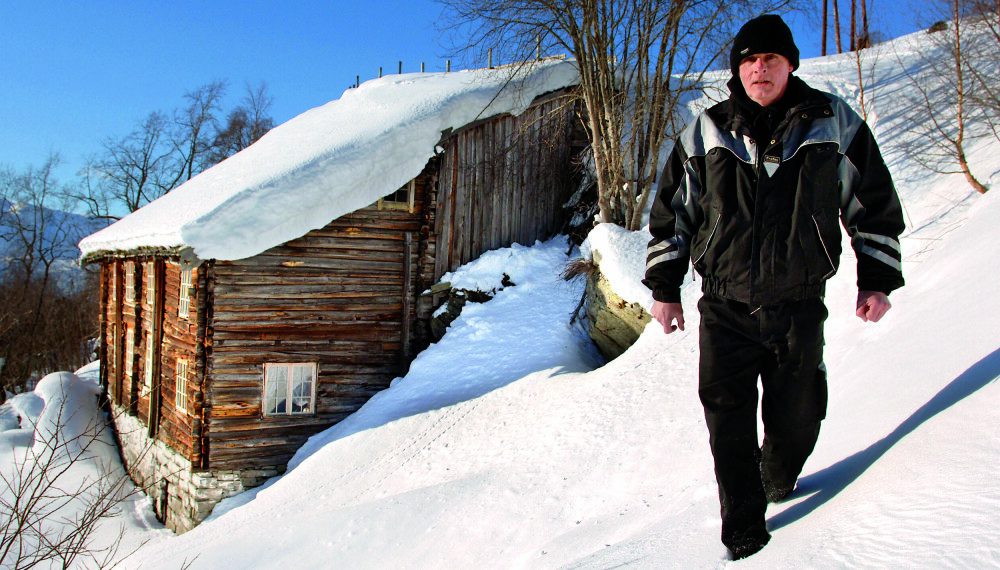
[379,67,383,78]
[447,60,451,72]
[421,62,425,72]
[398,61,402,74]
[489,48,493,69]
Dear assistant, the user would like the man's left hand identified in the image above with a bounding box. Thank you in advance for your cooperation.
[856,290,892,323]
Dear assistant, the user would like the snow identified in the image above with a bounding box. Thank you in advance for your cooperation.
[5,25,1000,569]
[0,364,171,567]
[77,59,580,262]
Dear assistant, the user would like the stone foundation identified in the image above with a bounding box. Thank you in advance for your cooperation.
[111,407,279,533]
[585,267,651,361]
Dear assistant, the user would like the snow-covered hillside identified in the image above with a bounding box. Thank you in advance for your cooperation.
[3,24,999,568]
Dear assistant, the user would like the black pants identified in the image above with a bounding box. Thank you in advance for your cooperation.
[697,294,829,552]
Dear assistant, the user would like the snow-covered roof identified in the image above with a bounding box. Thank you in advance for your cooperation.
[78,59,580,262]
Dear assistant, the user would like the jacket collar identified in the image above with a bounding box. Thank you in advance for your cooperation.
[708,75,831,137]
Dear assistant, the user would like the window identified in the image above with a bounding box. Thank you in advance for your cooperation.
[178,268,193,319]
[263,363,317,416]
[124,262,135,303]
[143,332,154,397]
[176,359,189,413]
[146,262,155,304]
[125,328,134,380]
[378,179,415,212]
[109,263,117,302]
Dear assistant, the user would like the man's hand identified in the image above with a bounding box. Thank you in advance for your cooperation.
[651,301,685,334]
[856,290,892,323]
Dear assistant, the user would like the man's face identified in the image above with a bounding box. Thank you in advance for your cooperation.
[739,53,792,107]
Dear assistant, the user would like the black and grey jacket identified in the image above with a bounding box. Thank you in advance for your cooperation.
[643,76,905,307]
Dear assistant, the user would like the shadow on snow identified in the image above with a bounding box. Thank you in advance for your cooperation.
[769,346,1000,531]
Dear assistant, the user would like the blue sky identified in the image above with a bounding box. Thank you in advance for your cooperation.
[2,1,921,187]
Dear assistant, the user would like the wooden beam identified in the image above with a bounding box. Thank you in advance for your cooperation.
[148,258,165,439]
[400,232,413,373]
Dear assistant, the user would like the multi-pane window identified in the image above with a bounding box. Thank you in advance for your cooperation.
[378,180,414,212]
[263,363,317,416]
[108,267,116,359]
[109,263,117,302]
[143,332,154,397]
[146,262,155,303]
[175,359,189,413]
[125,327,134,380]
[124,262,135,303]
[178,268,193,319]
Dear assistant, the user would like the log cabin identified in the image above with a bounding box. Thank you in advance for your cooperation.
[79,62,585,532]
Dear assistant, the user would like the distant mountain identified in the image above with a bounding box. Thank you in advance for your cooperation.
[1,197,109,284]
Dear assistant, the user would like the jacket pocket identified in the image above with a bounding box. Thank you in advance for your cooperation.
[810,211,838,281]
[692,209,722,266]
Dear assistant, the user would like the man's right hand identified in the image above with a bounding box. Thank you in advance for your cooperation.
[651,301,685,334]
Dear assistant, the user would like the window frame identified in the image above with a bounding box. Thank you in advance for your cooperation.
[178,268,193,319]
[262,362,318,417]
[175,358,189,413]
[145,261,155,304]
[124,327,134,381]
[124,261,135,303]
[143,331,153,397]
[377,179,415,212]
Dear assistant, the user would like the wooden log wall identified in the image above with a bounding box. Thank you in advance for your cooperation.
[203,174,432,471]
[103,261,121,404]
[432,93,579,282]
[154,261,201,464]
[124,260,141,416]
[101,257,201,467]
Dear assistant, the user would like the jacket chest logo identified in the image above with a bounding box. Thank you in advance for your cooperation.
[763,154,781,177]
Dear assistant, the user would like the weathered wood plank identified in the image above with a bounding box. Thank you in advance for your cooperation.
[211,349,400,366]
[211,310,402,325]
[207,273,404,286]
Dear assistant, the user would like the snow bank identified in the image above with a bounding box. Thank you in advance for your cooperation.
[580,223,657,310]
[78,60,579,262]
[0,369,152,567]
[1,369,116,463]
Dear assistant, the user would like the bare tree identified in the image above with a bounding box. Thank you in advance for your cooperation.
[93,80,226,216]
[960,0,1000,140]
[850,14,886,122]
[439,0,793,230]
[86,111,177,217]
[823,0,830,54]
[76,81,274,220]
[833,0,844,52]
[0,157,98,396]
[851,0,858,50]
[898,0,990,194]
[208,82,276,164]
[174,80,228,183]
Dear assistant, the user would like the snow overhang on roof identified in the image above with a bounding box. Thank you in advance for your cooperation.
[78,58,580,264]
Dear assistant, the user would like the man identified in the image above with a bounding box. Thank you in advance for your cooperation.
[642,14,904,560]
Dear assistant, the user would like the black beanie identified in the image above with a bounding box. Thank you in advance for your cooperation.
[730,14,799,76]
